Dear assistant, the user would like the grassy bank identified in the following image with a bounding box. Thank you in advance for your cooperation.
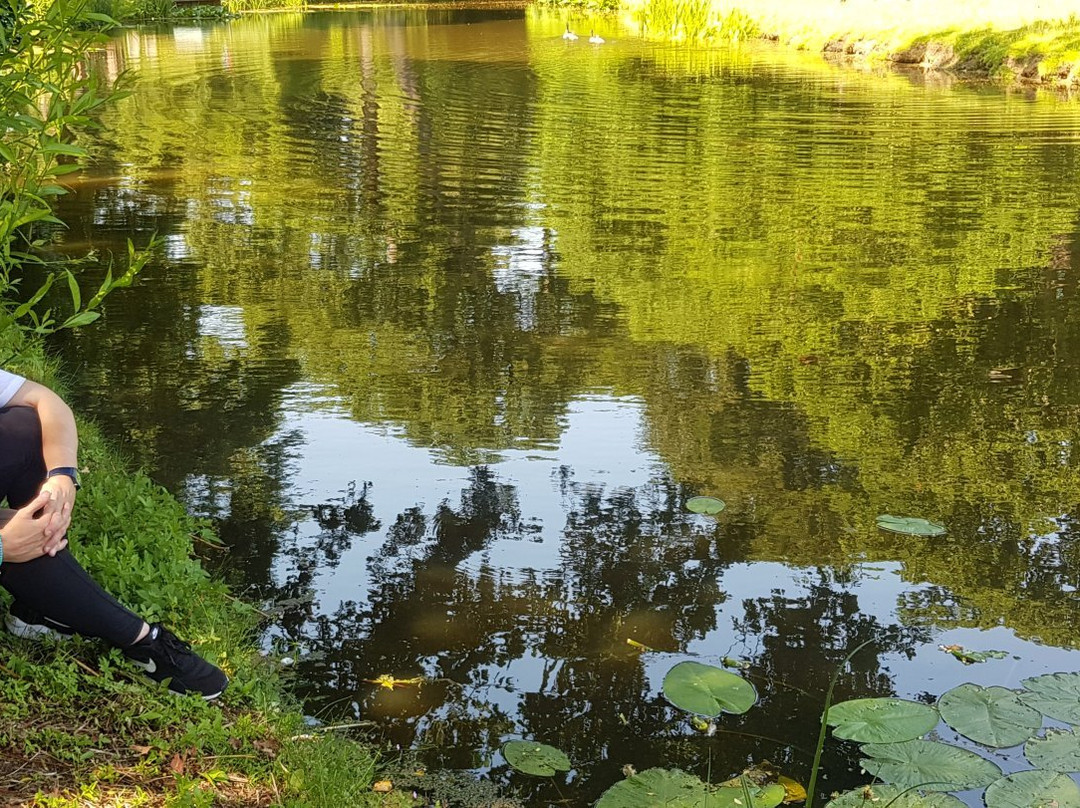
[614,0,1080,85]
[0,338,412,807]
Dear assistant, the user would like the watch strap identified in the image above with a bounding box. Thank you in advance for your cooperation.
[47,466,81,490]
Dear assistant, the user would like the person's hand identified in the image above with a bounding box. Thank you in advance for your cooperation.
[1,491,65,563]
[39,474,76,552]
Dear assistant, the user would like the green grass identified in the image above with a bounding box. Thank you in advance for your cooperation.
[611,0,1080,81]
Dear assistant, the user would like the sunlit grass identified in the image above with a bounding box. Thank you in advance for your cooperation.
[618,0,1080,76]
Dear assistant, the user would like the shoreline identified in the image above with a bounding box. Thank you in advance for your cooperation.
[602,0,1080,88]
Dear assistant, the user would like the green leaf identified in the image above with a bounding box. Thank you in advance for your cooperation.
[60,310,100,329]
[1020,673,1080,724]
[13,275,54,318]
[827,698,939,743]
[859,739,1002,790]
[65,270,80,311]
[875,515,946,536]
[937,684,1042,748]
[597,768,708,807]
[686,496,725,515]
[825,785,967,808]
[662,661,757,717]
[712,782,786,808]
[984,770,1080,808]
[595,770,784,808]
[1026,729,1080,772]
[501,741,570,777]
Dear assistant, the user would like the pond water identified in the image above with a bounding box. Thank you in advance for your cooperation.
[53,5,1080,804]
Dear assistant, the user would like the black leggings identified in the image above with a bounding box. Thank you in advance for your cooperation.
[0,406,144,647]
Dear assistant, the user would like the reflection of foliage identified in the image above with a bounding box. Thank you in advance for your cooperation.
[46,8,1080,798]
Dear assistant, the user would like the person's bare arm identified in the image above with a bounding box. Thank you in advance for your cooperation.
[7,380,77,550]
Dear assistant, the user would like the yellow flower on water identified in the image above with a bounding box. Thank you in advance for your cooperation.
[364,674,425,690]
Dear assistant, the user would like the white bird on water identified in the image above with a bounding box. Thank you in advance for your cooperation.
[589,30,605,44]
[563,24,579,40]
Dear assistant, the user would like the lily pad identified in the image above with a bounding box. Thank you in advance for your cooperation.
[876,515,946,536]
[596,769,785,808]
[937,684,1042,748]
[1020,672,1080,724]
[686,496,726,515]
[984,769,1080,808]
[827,697,939,743]
[712,782,786,808]
[825,785,966,807]
[1026,729,1080,772]
[859,739,1002,790]
[596,768,707,808]
[501,741,570,777]
[662,661,757,717]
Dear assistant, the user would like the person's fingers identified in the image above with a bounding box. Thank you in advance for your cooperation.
[19,490,52,515]
[45,538,68,557]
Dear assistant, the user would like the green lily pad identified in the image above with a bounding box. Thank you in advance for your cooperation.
[984,769,1080,808]
[501,741,570,776]
[1026,729,1080,772]
[827,697,939,743]
[662,661,757,717]
[595,769,785,808]
[825,785,967,807]
[595,768,708,808]
[1020,672,1080,724]
[876,515,946,536]
[859,739,1002,790]
[937,684,1042,748]
[712,782,786,808]
[686,496,726,515]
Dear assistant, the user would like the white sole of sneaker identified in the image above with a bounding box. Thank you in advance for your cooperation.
[5,613,74,642]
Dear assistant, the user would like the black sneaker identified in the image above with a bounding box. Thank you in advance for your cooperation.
[124,624,228,700]
[5,601,77,642]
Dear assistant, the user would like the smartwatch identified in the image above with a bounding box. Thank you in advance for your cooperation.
[47,467,81,490]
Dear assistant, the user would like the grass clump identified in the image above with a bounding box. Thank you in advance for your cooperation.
[618,0,1080,82]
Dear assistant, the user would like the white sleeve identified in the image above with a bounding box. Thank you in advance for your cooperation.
[0,369,26,407]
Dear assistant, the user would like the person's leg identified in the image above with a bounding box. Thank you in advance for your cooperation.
[0,405,227,698]
[0,406,146,645]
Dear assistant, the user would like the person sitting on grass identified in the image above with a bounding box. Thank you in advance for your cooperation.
[0,366,228,700]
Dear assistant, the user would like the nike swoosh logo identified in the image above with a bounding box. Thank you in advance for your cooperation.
[135,658,157,674]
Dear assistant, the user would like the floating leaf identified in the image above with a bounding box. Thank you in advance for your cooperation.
[626,638,654,651]
[860,739,1002,790]
[662,661,757,717]
[825,785,966,807]
[984,769,1080,808]
[1026,729,1080,772]
[712,782,786,808]
[364,674,425,690]
[1020,672,1080,724]
[596,769,785,808]
[937,645,1008,664]
[686,496,726,515]
[828,698,939,743]
[777,775,807,804]
[501,741,570,777]
[596,768,708,808]
[876,515,946,536]
[937,684,1042,748]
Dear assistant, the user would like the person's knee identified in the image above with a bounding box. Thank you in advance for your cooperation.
[0,406,46,500]
[0,406,43,454]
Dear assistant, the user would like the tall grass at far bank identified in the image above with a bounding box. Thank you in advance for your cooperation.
[617,0,1080,82]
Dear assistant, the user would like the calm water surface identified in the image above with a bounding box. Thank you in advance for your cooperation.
[52,6,1080,804]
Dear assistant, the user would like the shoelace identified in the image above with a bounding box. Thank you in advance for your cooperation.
[155,630,194,667]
